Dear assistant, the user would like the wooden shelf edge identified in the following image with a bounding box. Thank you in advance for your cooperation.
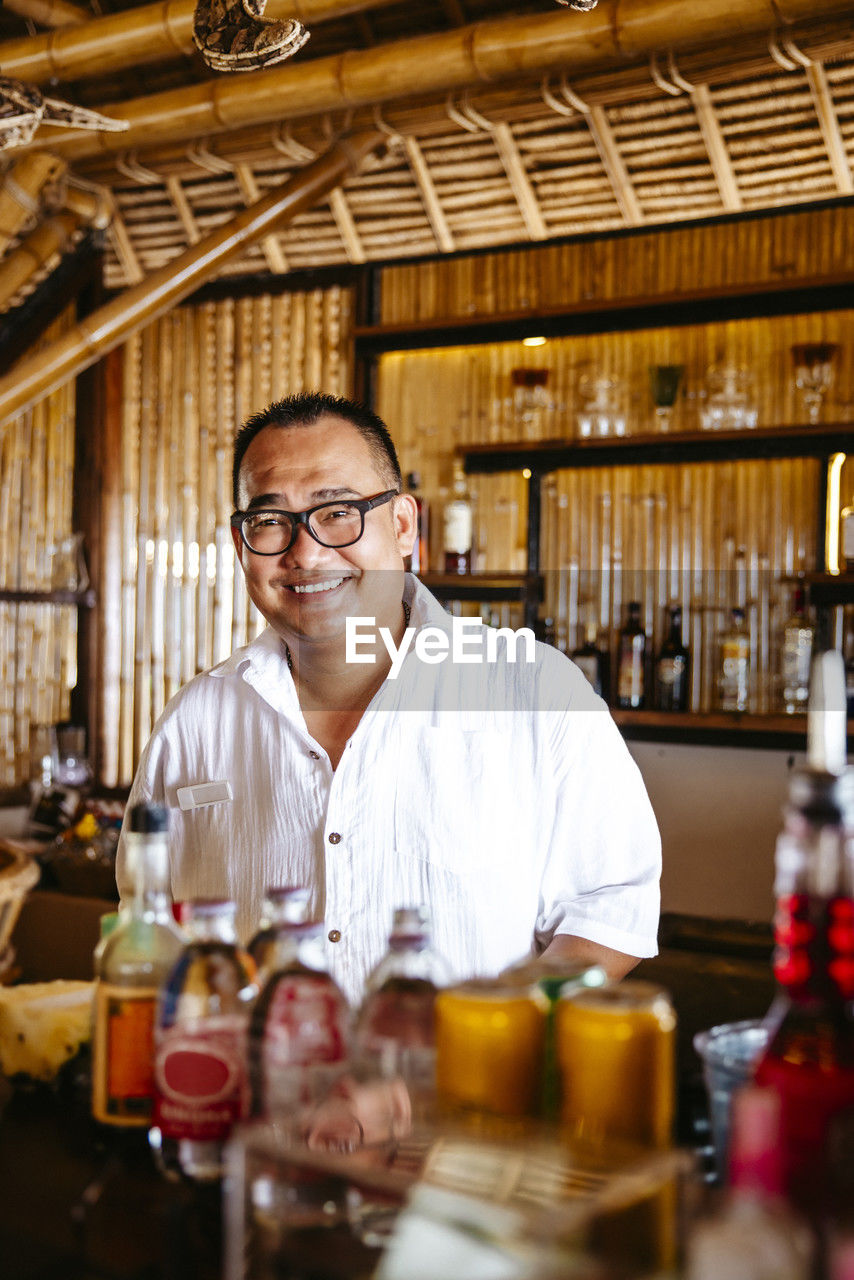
[419,572,540,603]
[0,589,96,606]
[614,708,854,750]
[460,424,853,473]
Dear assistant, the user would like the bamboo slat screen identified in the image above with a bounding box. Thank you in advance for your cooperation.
[376,204,854,326]
[102,286,353,788]
[377,309,853,715]
[0,309,77,787]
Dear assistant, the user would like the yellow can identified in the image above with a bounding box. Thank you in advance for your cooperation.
[435,979,547,1118]
[556,980,676,1150]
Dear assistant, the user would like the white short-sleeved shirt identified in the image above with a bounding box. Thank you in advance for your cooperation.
[117,575,660,1005]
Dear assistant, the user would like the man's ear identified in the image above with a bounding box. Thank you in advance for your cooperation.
[230,523,246,566]
[392,493,418,555]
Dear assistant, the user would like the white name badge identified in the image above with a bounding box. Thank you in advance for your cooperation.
[176,780,233,811]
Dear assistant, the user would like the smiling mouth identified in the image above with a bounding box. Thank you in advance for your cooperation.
[287,576,349,596]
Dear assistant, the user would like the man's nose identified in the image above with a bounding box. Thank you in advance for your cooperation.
[281,521,328,567]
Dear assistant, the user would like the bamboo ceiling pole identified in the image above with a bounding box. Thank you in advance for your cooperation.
[16,0,854,164]
[0,0,403,86]
[3,0,88,28]
[0,153,66,255]
[0,130,383,429]
[0,212,80,312]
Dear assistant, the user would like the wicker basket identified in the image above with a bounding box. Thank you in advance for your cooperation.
[0,842,40,964]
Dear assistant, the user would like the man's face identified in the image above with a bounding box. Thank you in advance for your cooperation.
[232,415,416,647]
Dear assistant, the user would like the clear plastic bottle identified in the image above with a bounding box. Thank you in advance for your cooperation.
[150,899,256,1181]
[249,918,349,1119]
[91,803,184,1128]
[247,885,311,979]
[354,906,452,1100]
[685,1086,813,1280]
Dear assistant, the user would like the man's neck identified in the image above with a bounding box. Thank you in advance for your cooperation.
[285,599,410,714]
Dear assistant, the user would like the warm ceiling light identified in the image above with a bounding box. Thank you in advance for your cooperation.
[555,0,598,9]
[522,336,547,347]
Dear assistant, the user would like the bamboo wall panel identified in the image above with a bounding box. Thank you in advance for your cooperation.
[0,309,77,787]
[103,285,353,787]
[377,203,854,326]
[377,309,853,713]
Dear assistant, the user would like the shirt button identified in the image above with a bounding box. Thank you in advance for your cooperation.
[328,832,342,845]
[309,750,321,760]
[328,929,341,943]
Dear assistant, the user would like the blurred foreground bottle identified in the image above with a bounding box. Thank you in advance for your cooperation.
[753,650,854,1222]
[247,885,311,980]
[151,899,255,1181]
[354,906,451,1099]
[685,1086,813,1280]
[249,916,349,1119]
[91,804,183,1128]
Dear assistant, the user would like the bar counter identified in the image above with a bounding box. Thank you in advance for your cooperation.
[0,1072,222,1280]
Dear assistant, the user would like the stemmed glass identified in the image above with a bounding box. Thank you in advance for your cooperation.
[791,343,839,425]
[649,365,684,433]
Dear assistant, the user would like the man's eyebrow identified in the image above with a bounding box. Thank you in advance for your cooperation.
[245,487,361,511]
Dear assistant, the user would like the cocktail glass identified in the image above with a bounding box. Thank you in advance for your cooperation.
[791,342,839,425]
[649,365,684,433]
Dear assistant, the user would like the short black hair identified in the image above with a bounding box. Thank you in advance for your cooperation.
[232,392,402,507]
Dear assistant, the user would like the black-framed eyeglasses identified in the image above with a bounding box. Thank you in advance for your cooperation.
[230,489,399,556]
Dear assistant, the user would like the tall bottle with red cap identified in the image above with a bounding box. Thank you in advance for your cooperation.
[753,649,854,1223]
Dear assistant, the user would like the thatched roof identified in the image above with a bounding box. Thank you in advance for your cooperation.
[0,0,852,312]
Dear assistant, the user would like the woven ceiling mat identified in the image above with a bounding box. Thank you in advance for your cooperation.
[2,12,854,298]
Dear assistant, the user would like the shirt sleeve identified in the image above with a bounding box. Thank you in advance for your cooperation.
[534,654,661,959]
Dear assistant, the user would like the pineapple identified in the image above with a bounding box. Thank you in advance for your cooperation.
[0,981,93,1080]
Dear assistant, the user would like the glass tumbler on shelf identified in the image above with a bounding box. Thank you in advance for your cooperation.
[791,342,839,425]
[576,373,627,438]
[510,368,550,439]
[649,365,684,433]
[700,365,758,431]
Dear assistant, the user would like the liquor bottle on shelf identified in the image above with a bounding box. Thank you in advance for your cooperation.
[249,916,349,1120]
[354,905,451,1099]
[753,652,854,1224]
[442,460,474,575]
[845,615,854,720]
[718,606,750,712]
[780,584,814,715]
[654,605,690,711]
[616,600,647,710]
[685,1086,813,1280]
[150,899,256,1181]
[571,609,608,698]
[91,803,184,1129]
[403,471,429,575]
[247,884,311,979]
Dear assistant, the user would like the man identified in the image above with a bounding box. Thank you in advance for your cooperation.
[118,392,660,1004]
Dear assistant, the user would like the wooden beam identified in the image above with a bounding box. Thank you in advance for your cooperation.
[491,120,548,241]
[0,131,384,427]
[328,187,366,263]
[587,104,643,226]
[805,61,854,195]
[166,174,201,244]
[403,136,455,254]
[15,1,854,162]
[0,0,405,84]
[691,83,742,212]
[107,206,144,285]
[235,162,289,273]
[3,0,88,27]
